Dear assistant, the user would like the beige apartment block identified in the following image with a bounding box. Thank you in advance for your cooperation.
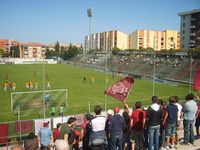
[164,30,180,50]
[20,43,46,59]
[129,30,165,51]
[85,30,128,51]
[129,30,180,51]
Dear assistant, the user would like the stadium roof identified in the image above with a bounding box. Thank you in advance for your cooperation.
[178,9,200,16]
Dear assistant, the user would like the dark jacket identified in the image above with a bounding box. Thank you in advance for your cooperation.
[147,104,163,127]
[109,114,125,135]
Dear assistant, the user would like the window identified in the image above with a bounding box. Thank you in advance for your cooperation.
[182,30,185,34]
[182,37,185,41]
[183,23,185,27]
[182,44,184,48]
[183,16,185,20]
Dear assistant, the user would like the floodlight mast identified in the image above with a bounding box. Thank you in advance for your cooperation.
[87,8,92,54]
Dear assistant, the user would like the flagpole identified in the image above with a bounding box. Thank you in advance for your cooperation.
[104,52,108,112]
[153,36,156,96]
[189,54,192,93]
[153,52,156,96]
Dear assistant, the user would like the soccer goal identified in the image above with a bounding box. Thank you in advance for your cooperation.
[11,89,68,112]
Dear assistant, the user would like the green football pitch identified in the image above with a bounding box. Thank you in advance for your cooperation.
[0,64,189,122]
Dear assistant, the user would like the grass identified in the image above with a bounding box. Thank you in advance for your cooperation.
[0,64,189,122]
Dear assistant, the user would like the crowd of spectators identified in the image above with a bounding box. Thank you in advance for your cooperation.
[10,93,200,150]
[71,53,200,82]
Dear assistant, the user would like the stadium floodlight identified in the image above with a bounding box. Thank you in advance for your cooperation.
[87,8,93,53]
[87,8,92,17]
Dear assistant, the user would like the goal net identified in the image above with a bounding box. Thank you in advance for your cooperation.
[11,89,68,112]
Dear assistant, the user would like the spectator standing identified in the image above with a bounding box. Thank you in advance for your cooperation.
[58,117,77,150]
[39,122,53,150]
[146,96,163,150]
[81,113,94,150]
[195,103,200,138]
[174,96,182,145]
[24,132,39,150]
[158,99,167,148]
[90,105,107,150]
[122,111,131,150]
[105,109,113,150]
[109,106,125,150]
[182,93,198,145]
[163,96,178,149]
[130,101,146,150]
[53,123,62,142]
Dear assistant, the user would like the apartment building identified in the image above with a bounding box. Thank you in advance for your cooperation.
[85,33,100,52]
[164,30,180,50]
[20,42,46,59]
[85,30,128,51]
[178,9,200,49]
[129,30,165,51]
[129,30,180,51]
[0,39,19,53]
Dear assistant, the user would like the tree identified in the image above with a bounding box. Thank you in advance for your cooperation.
[10,45,20,58]
[112,47,120,55]
[62,44,79,60]
[55,41,60,58]
[45,47,51,59]
[0,48,5,57]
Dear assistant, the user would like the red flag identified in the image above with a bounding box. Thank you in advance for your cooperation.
[0,124,8,144]
[15,120,33,133]
[194,64,200,91]
[104,75,134,102]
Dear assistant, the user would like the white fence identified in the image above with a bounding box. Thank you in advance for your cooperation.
[0,58,57,64]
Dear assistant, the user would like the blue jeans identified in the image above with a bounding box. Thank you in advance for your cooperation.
[148,125,160,150]
[110,133,123,150]
[183,120,195,144]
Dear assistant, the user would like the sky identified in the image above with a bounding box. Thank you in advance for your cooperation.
[0,0,199,44]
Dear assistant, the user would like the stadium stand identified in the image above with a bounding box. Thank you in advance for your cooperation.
[71,51,200,84]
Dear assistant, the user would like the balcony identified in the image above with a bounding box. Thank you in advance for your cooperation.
[190,25,195,29]
[190,40,195,44]
[190,33,195,36]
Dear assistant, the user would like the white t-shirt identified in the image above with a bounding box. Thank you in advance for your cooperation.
[91,116,106,132]
[175,103,182,121]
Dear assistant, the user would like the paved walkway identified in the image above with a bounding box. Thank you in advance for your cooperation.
[1,139,200,150]
[176,139,200,150]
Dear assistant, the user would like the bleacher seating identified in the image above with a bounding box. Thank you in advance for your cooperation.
[71,52,200,83]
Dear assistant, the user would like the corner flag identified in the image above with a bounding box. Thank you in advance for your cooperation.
[104,75,134,102]
[194,64,200,91]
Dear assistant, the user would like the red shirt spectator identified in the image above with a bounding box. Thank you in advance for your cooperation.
[131,108,146,131]
[53,123,62,142]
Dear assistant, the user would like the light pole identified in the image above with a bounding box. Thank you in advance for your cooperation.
[87,8,92,54]
[42,49,46,118]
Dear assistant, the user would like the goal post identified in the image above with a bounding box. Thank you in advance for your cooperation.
[11,89,68,112]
